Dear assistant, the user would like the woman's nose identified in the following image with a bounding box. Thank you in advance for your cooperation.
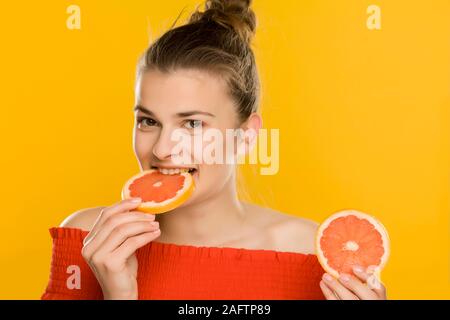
[152,127,184,161]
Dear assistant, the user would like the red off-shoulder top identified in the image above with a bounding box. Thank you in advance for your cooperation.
[41,227,325,300]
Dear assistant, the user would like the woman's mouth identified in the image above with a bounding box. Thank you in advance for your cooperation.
[151,166,197,175]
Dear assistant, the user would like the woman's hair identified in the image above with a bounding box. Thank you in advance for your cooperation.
[136,0,260,124]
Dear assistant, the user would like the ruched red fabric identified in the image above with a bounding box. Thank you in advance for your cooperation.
[41,227,325,300]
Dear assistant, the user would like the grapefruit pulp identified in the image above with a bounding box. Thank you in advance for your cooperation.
[121,169,195,214]
[316,209,390,278]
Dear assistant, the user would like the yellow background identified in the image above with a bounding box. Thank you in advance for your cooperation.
[0,0,448,299]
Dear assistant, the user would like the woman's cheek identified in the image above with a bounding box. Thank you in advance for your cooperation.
[134,131,155,162]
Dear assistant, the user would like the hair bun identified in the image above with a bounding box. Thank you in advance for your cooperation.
[189,0,256,45]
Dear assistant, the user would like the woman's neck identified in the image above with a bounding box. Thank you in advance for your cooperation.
[155,175,248,246]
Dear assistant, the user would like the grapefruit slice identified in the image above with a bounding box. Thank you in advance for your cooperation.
[121,169,195,214]
[316,210,390,279]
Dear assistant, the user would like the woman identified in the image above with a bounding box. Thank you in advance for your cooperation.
[42,0,387,300]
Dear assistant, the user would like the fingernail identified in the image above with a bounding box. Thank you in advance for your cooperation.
[151,221,159,227]
[367,274,382,290]
[340,274,351,282]
[131,198,142,203]
[323,273,333,282]
[353,265,364,273]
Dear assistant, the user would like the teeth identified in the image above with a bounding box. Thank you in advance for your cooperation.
[156,168,191,175]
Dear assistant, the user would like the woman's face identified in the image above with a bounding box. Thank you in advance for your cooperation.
[133,68,257,208]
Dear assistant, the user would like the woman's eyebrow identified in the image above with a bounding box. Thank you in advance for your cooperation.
[134,105,155,116]
[176,111,215,118]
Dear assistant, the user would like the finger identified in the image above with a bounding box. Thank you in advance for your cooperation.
[83,218,157,262]
[83,210,155,250]
[322,273,359,300]
[112,229,161,263]
[84,198,143,245]
[89,220,159,256]
[85,198,144,244]
[319,280,338,300]
[337,274,379,300]
[352,265,387,298]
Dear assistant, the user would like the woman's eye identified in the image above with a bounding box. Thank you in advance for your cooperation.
[137,117,158,129]
[184,119,203,129]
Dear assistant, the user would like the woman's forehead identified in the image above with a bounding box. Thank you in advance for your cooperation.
[135,68,233,116]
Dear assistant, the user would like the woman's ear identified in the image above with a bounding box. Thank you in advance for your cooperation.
[245,112,263,132]
[237,112,262,156]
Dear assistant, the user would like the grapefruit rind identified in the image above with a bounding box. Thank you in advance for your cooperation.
[315,209,390,279]
[121,169,195,214]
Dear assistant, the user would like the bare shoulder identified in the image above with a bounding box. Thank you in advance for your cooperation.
[273,213,319,254]
[59,206,106,231]
[243,202,319,255]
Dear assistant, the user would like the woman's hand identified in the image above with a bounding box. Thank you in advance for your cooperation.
[319,265,387,300]
[81,198,161,300]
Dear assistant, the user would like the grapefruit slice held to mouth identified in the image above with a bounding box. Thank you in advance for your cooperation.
[316,210,390,278]
[121,169,195,214]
